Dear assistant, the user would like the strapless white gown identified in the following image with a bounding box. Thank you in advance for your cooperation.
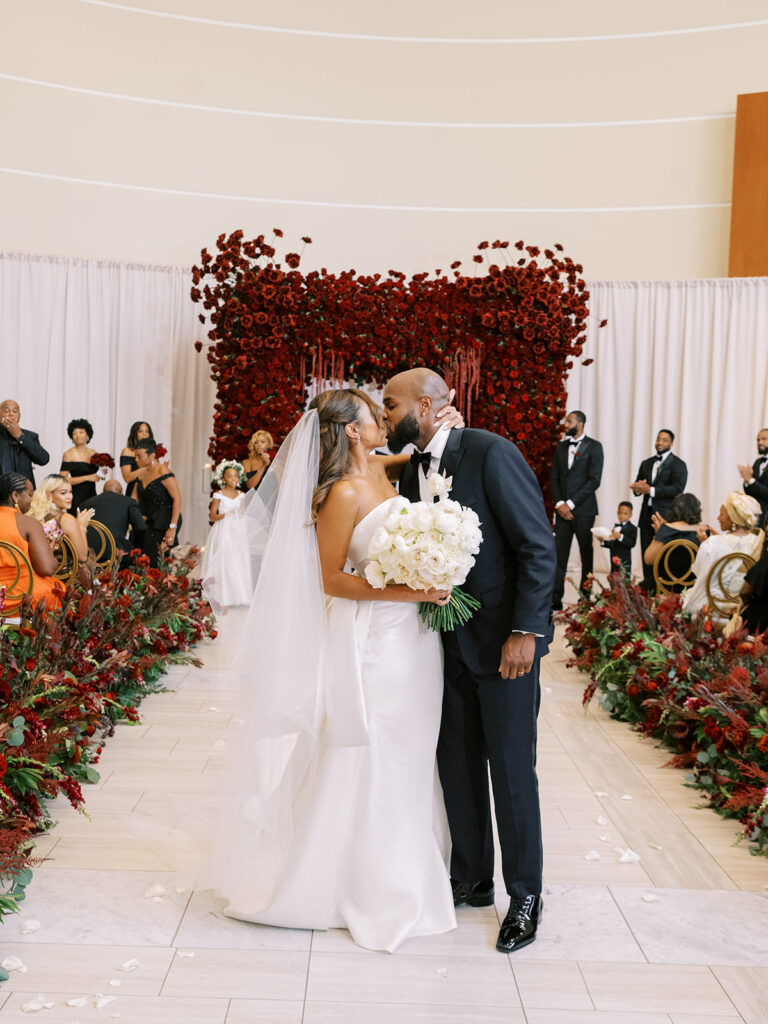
[221,497,456,951]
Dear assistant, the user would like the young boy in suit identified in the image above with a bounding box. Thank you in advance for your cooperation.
[602,501,637,578]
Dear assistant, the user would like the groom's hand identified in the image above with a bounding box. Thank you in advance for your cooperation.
[499,633,536,679]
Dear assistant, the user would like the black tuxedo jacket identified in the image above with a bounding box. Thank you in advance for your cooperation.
[80,491,147,552]
[549,436,604,517]
[635,453,688,518]
[601,520,637,557]
[744,457,768,516]
[0,427,49,486]
[399,428,556,675]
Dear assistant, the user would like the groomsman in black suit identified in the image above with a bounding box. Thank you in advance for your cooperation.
[738,428,768,519]
[0,399,49,486]
[549,410,604,610]
[631,429,688,591]
[601,501,637,578]
[384,368,556,955]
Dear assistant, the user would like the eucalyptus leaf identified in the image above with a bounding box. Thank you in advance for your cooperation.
[5,730,24,747]
[696,751,710,764]
[12,717,25,728]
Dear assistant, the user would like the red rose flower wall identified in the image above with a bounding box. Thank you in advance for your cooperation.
[192,230,603,487]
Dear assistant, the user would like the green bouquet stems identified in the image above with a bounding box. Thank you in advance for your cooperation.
[419,586,482,632]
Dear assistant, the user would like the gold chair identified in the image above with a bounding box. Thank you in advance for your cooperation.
[653,538,699,594]
[705,551,757,619]
[86,521,117,572]
[0,540,34,627]
[53,534,79,587]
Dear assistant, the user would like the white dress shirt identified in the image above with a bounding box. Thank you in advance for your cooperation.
[649,449,671,500]
[416,425,452,502]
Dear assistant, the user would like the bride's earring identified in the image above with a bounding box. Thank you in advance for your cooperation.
[356,436,361,446]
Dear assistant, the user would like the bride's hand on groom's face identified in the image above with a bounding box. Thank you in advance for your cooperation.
[499,633,536,679]
[435,391,464,431]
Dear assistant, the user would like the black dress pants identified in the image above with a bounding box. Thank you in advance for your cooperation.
[639,507,655,591]
[438,632,543,899]
[552,514,595,606]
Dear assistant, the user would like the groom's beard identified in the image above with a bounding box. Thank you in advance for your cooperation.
[387,412,421,453]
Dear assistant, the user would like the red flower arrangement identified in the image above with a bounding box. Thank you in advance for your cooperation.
[89,453,115,469]
[191,230,601,491]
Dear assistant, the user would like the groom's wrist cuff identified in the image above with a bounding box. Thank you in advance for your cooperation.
[511,629,544,638]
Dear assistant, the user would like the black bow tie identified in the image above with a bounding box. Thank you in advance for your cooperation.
[654,453,664,462]
[410,451,433,471]
[568,437,581,445]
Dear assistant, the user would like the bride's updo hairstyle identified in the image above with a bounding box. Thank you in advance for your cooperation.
[309,388,381,520]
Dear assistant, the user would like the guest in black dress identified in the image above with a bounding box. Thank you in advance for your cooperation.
[241,430,273,491]
[134,439,182,567]
[643,492,703,591]
[60,418,103,512]
[121,421,167,499]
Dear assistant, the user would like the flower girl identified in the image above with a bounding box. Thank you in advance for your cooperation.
[201,461,253,610]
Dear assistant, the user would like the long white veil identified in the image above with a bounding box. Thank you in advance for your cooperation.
[208,409,332,915]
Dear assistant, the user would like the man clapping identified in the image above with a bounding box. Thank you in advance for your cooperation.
[0,399,49,486]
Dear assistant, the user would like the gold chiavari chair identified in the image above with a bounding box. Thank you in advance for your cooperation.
[653,538,699,595]
[705,551,757,619]
[0,540,34,629]
[86,521,117,573]
[53,534,79,588]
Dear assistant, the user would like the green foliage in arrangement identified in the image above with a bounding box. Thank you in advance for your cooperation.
[563,574,768,857]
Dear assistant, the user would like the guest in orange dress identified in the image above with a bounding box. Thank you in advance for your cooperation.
[0,472,63,612]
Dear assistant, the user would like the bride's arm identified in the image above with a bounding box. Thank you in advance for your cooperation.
[316,483,448,604]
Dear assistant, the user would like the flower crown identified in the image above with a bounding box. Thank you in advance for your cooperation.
[212,460,246,487]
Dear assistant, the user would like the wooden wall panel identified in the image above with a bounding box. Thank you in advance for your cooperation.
[729,91,768,277]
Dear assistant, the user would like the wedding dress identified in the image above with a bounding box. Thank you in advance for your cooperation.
[211,413,455,952]
[201,492,253,608]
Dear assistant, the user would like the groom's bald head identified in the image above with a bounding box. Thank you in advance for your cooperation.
[382,368,451,452]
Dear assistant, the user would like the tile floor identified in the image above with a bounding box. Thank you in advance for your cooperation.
[1,610,767,1023]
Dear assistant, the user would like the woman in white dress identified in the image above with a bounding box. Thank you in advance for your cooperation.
[212,389,458,951]
[201,462,253,609]
[682,491,764,622]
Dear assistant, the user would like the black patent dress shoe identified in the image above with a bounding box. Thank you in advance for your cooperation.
[496,894,542,953]
[451,878,495,907]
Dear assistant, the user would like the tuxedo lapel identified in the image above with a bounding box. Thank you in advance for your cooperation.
[438,428,466,481]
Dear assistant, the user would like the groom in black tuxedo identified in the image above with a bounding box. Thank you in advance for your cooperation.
[383,368,556,954]
[631,428,688,591]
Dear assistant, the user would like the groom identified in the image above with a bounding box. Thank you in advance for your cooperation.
[382,368,556,953]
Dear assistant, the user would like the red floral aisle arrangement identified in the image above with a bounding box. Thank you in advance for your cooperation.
[191,231,603,488]
[0,551,215,922]
[563,573,768,856]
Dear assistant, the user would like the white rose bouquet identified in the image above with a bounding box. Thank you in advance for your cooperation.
[364,473,483,631]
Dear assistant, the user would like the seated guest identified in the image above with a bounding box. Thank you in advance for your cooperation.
[60,418,104,511]
[80,479,147,553]
[120,421,168,498]
[601,501,637,578]
[0,399,50,486]
[682,492,763,622]
[29,474,94,563]
[134,439,182,567]
[242,430,273,491]
[643,492,703,590]
[0,472,63,611]
[737,427,768,519]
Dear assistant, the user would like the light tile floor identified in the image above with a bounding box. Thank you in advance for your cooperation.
[1,610,767,1023]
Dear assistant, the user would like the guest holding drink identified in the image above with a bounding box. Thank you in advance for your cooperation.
[60,418,104,511]
[242,430,273,490]
[134,439,182,566]
[29,474,94,563]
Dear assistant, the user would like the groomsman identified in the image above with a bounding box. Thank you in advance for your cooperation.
[631,429,688,591]
[549,410,604,610]
[738,428,768,520]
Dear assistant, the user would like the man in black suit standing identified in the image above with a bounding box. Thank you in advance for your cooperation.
[80,479,146,553]
[383,368,556,955]
[738,428,768,520]
[631,428,688,591]
[549,410,604,609]
[0,399,49,486]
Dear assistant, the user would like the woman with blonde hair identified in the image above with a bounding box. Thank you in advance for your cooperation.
[682,491,764,621]
[0,473,63,611]
[241,430,273,490]
[29,473,93,563]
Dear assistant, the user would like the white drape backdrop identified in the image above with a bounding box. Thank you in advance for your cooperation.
[2,256,766,563]
[0,253,214,544]
[568,278,768,575]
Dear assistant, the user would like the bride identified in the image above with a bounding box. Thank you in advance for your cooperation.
[211,388,458,951]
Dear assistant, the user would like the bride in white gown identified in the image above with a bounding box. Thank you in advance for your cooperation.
[211,388,457,952]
